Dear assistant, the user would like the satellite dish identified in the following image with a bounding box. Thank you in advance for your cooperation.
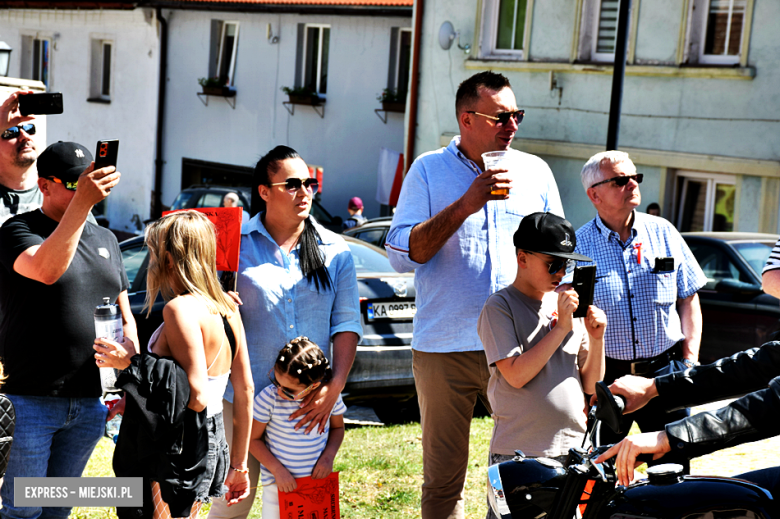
[439,21,456,50]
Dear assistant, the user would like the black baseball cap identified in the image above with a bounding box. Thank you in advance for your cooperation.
[513,212,592,261]
[37,141,93,182]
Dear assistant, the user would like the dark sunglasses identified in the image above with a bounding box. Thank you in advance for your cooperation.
[590,173,644,189]
[527,251,575,275]
[2,124,36,140]
[269,177,320,195]
[466,110,525,126]
[47,177,78,191]
[267,368,318,400]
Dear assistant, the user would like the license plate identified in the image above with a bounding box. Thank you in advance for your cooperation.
[367,302,416,321]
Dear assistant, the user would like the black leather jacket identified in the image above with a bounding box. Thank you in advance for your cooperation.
[655,341,780,460]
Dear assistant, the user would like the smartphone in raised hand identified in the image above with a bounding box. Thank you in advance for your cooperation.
[94,140,119,170]
[18,93,64,116]
[572,265,596,318]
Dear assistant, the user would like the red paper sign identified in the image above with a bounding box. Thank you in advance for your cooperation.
[279,473,340,519]
[161,207,242,272]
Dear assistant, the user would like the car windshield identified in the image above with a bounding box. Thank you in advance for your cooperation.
[347,242,394,273]
[121,243,148,287]
[732,241,775,276]
[170,192,195,210]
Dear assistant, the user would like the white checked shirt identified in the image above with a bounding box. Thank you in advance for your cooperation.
[574,212,707,361]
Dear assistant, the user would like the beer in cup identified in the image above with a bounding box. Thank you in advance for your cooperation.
[482,150,516,195]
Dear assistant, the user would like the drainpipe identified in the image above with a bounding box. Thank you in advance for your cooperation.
[404,0,424,174]
[153,7,168,219]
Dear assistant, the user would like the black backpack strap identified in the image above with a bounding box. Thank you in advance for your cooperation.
[222,315,237,363]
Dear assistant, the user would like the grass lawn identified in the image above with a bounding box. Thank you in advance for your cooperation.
[73,411,780,519]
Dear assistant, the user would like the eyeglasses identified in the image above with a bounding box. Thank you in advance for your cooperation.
[46,177,78,191]
[267,368,318,400]
[527,251,575,275]
[2,124,36,140]
[590,173,644,189]
[269,177,320,195]
[466,110,525,126]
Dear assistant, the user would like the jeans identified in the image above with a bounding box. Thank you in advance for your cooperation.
[0,395,107,519]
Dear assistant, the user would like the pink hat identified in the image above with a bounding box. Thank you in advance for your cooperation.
[348,197,363,210]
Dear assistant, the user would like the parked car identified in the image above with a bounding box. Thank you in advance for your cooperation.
[342,216,392,247]
[119,234,416,423]
[682,232,780,364]
[169,185,343,233]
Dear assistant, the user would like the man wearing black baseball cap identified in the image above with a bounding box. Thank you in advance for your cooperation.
[478,212,607,518]
[0,141,138,519]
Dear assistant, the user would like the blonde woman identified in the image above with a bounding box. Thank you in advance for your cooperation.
[95,211,254,519]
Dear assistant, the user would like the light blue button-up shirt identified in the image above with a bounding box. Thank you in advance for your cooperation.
[385,136,564,353]
[574,211,707,361]
[223,214,363,402]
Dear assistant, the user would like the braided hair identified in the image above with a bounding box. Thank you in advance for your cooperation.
[253,145,332,292]
[274,336,332,386]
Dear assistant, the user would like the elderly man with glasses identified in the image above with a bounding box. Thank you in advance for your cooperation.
[385,71,563,519]
[573,150,707,471]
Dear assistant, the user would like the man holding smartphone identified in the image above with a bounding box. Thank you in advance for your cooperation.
[0,90,41,224]
[573,150,707,471]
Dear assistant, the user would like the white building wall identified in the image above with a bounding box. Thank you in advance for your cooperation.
[0,8,161,233]
[161,9,410,220]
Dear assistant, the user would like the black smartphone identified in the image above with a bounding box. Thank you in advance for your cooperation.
[18,93,64,116]
[654,257,675,273]
[572,265,596,318]
[94,140,119,170]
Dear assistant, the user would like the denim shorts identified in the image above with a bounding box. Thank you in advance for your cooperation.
[196,412,230,502]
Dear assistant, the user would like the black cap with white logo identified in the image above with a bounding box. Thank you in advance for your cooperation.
[36,141,93,182]
[513,212,592,261]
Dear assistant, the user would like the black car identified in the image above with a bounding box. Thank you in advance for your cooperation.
[119,234,416,422]
[342,217,392,247]
[682,232,780,364]
[170,185,343,233]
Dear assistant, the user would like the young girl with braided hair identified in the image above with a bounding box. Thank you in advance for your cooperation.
[250,337,346,519]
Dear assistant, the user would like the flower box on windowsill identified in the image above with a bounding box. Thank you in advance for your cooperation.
[201,86,236,97]
[381,101,405,113]
[287,94,324,106]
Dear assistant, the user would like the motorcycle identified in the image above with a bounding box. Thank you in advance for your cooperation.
[487,381,777,519]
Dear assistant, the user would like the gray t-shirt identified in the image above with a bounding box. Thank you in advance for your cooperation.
[0,185,43,225]
[477,285,589,457]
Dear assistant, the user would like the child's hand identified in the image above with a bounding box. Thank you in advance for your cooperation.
[556,288,579,332]
[274,467,297,493]
[584,305,607,340]
[311,452,334,479]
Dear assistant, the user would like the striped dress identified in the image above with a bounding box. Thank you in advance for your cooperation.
[253,384,346,485]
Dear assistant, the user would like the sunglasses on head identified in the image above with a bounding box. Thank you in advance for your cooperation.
[527,251,575,275]
[267,368,318,400]
[269,177,320,195]
[466,110,525,126]
[47,177,78,191]
[2,124,36,140]
[590,173,644,189]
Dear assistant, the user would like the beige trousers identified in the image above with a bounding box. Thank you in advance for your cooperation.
[206,400,261,519]
[414,349,492,519]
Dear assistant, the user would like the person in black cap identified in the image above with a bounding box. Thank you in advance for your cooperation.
[0,141,138,519]
[477,212,606,519]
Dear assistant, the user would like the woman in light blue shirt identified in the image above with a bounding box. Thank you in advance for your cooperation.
[208,146,361,519]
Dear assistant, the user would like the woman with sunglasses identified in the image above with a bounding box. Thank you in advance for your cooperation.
[207,146,361,519]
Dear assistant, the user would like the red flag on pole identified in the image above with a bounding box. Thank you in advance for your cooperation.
[161,207,242,272]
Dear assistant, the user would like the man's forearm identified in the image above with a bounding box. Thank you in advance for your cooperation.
[330,331,358,391]
[678,293,702,361]
[408,197,471,264]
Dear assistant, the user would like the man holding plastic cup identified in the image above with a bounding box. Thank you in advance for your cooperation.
[386,71,563,519]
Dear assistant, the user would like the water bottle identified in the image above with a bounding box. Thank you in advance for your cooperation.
[94,297,123,393]
[103,394,123,442]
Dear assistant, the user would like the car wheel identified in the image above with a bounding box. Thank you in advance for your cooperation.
[372,397,420,425]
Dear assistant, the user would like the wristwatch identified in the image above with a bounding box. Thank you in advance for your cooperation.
[682,359,699,369]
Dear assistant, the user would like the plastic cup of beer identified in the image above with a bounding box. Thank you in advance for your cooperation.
[482,151,514,195]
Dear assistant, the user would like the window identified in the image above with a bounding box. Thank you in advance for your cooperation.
[592,0,619,61]
[20,36,51,87]
[388,28,412,95]
[209,21,239,87]
[479,0,532,59]
[89,39,113,101]
[674,171,736,232]
[573,0,637,63]
[681,0,753,66]
[296,24,330,95]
